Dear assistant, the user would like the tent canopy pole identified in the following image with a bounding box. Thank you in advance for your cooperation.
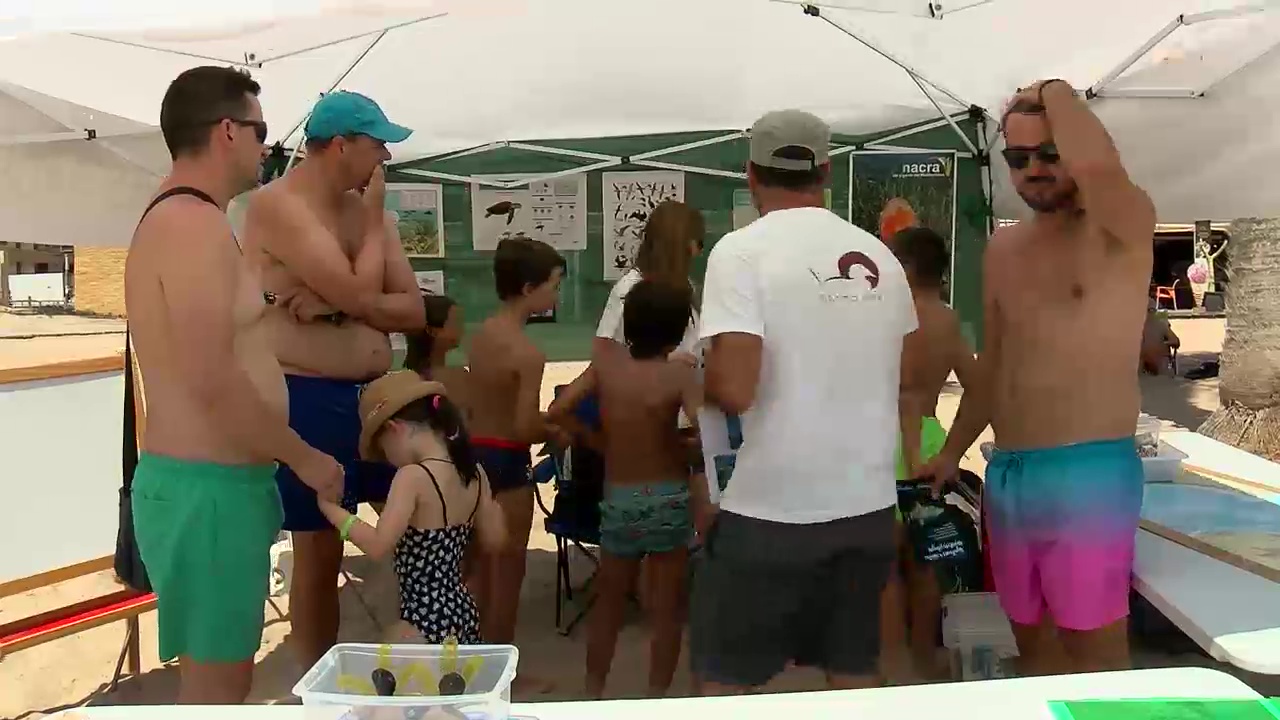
[791,3,976,110]
[793,2,986,154]
[1088,3,1275,99]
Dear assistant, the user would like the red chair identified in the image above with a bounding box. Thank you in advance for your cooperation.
[1152,281,1180,310]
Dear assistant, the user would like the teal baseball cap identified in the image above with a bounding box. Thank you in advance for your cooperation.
[304,91,412,144]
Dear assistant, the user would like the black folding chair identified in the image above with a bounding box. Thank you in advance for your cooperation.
[533,388,604,636]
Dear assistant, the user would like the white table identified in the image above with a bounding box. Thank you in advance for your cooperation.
[62,668,1264,720]
[1135,529,1280,674]
[1132,430,1280,673]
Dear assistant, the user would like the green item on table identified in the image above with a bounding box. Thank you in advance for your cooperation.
[1049,699,1280,720]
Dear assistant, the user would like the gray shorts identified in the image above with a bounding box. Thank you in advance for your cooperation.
[689,506,896,687]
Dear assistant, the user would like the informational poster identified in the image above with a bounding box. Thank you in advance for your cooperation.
[732,188,758,230]
[386,183,445,258]
[602,171,685,281]
[413,269,445,296]
[470,173,587,251]
[698,406,744,506]
[849,151,958,298]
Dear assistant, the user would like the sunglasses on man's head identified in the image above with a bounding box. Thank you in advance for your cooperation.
[1002,142,1059,170]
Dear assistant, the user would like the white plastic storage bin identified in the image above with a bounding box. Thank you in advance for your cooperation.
[1142,441,1188,484]
[941,593,1018,681]
[293,643,518,720]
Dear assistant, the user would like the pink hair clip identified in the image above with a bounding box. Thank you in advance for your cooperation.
[432,395,442,410]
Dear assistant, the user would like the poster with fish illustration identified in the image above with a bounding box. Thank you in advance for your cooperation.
[602,171,685,281]
[848,151,957,299]
[386,183,445,258]
[469,173,587,251]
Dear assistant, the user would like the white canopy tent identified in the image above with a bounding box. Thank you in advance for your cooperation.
[0,0,980,172]
[0,0,1275,244]
[834,0,1280,222]
[0,81,171,248]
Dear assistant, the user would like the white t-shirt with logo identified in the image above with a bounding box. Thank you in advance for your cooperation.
[698,206,918,524]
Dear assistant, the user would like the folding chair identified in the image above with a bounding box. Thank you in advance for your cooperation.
[533,388,604,636]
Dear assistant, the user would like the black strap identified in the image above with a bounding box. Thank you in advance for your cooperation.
[122,186,224,492]
[116,187,225,591]
[416,458,480,525]
[417,461,450,526]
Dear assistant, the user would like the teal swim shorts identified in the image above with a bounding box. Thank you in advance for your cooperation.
[599,481,693,558]
[132,453,283,664]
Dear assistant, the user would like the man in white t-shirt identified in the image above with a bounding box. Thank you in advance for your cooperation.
[690,109,921,691]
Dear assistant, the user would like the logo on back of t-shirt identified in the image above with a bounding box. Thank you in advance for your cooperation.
[809,250,883,302]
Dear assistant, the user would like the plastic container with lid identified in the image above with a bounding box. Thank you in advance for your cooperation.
[942,592,1019,681]
[293,643,518,720]
[1142,441,1189,484]
[1136,414,1163,458]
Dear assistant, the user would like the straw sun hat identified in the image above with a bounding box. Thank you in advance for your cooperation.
[358,370,448,461]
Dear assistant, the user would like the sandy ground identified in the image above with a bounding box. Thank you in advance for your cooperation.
[0,314,1252,719]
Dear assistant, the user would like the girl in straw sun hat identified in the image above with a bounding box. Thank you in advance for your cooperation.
[318,371,505,644]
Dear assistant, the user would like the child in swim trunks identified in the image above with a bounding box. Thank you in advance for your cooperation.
[548,279,702,698]
[881,226,980,680]
[464,237,564,688]
[317,371,505,644]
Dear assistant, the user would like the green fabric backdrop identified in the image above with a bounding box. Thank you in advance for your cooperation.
[388,116,990,363]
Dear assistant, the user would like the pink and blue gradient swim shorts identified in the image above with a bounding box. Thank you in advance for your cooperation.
[984,436,1144,631]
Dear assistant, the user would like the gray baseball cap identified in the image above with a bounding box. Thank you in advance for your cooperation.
[749,109,831,171]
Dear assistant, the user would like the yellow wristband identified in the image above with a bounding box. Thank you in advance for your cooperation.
[339,514,358,541]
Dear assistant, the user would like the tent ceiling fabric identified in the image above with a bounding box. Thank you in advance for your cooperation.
[0,84,170,248]
[986,3,1280,223]
[0,0,972,162]
[1,0,1278,225]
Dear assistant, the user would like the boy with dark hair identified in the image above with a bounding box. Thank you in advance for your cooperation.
[549,279,703,698]
[885,225,979,679]
[465,235,564,690]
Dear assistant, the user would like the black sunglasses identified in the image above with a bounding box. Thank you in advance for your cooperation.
[1002,142,1059,170]
[196,117,268,144]
[229,118,269,144]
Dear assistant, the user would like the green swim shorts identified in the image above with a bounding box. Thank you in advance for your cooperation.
[599,481,693,558]
[895,416,949,520]
[132,453,283,664]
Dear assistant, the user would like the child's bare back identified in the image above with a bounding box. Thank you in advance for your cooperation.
[598,352,693,485]
[911,298,975,416]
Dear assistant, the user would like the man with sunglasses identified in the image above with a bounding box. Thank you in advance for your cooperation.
[124,66,345,703]
[921,79,1156,675]
[240,90,425,677]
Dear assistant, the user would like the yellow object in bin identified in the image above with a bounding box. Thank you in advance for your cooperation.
[334,636,481,697]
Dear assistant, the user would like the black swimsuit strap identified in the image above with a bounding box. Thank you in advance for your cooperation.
[415,457,481,526]
[417,461,450,526]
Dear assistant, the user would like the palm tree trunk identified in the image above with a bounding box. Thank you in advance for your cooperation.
[1197,217,1280,461]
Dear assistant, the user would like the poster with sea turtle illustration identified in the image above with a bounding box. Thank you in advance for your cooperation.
[469,173,587,251]
[602,171,685,281]
[385,183,444,258]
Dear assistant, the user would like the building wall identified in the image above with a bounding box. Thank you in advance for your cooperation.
[73,247,128,317]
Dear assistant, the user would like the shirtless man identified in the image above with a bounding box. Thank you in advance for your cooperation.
[548,279,702,698]
[921,80,1156,673]
[465,237,564,676]
[240,91,425,672]
[881,226,979,680]
[124,67,343,703]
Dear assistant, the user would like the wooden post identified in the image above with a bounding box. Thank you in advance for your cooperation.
[127,617,141,676]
